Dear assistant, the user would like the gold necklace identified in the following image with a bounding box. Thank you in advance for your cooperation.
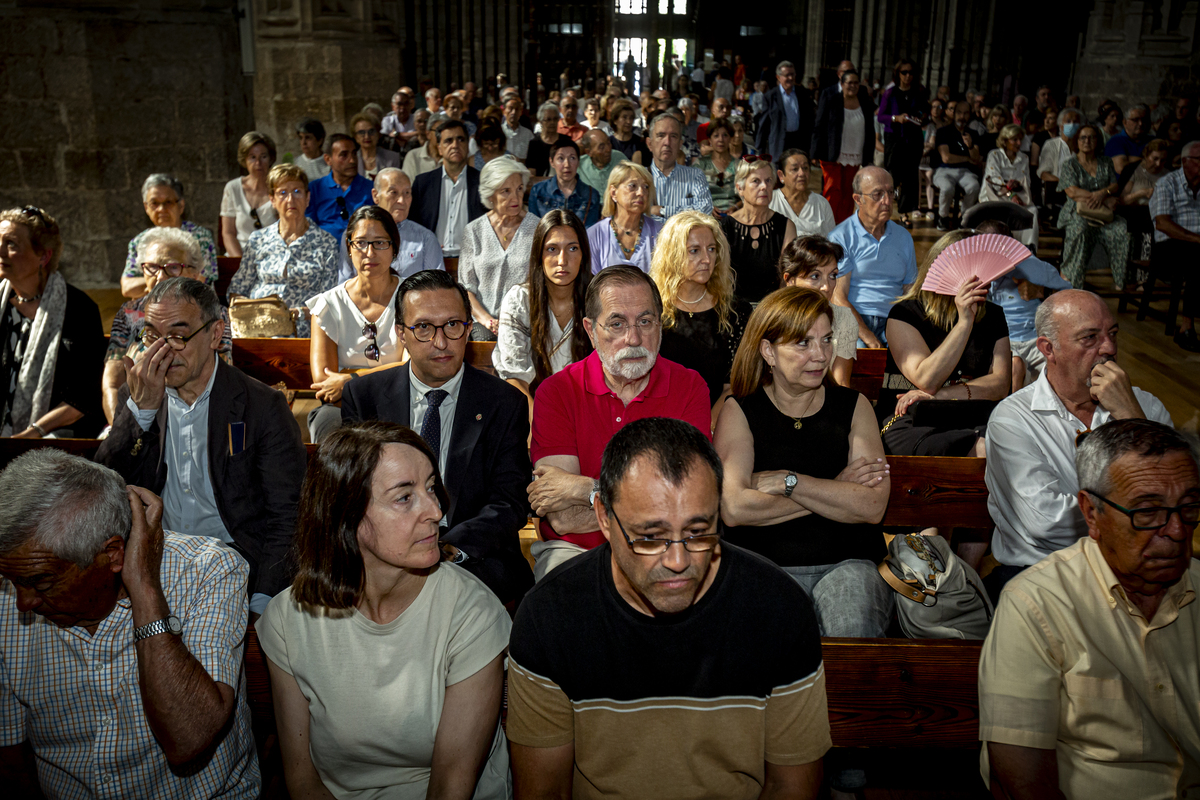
[771,384,820,430]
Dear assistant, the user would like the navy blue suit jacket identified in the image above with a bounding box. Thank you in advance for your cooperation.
[409,166,487,242]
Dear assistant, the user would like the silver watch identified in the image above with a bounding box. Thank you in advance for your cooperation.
[134,615,182,642]
[589,479,600,507]
[784,472,798,498]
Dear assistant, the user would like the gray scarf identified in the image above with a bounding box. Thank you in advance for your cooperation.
[1,271,67,435]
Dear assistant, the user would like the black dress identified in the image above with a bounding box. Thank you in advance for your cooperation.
[878,298,1008,456]
[658,298,752,404]
[723,384,885,567]
[609,133,650,166]
[720,212,789,303]
[525,136,557,177]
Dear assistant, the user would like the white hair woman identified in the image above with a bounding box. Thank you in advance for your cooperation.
[979,123,1038,248]
[718,158,796,302]
[119,173,218,298]
[459,156,537,340]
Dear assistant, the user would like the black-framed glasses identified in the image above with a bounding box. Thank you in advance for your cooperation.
[336,195,349,220]
[250,207,263,229]
[349,239,393,253]
[609,506,721,556]
[404,319,469,342]
[139,261,193,277]
[362,322,380,361]
[1086,491,1200,531]
[139,318,216,350]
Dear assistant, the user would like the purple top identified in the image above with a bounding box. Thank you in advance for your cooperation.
[877,85,927,142]
[586,215,664,275]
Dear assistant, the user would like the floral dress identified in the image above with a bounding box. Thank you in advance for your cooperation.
[228,221,340,336]
[1057,155,1130,289]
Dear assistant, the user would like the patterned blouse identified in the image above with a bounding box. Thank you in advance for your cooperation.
[228,221,340,336]
[123,221,218,285]
[695,155,740,212]
[1057,155,1118,230]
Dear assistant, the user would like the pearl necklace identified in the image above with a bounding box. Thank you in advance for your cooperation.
[677,286,707,304]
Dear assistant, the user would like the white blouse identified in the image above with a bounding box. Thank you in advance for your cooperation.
[306,280,402,370]
[838,106,865,166]
[459,213,540,318]
[493,283,577,383]
[220,178,278,249]
[769,189,836,237]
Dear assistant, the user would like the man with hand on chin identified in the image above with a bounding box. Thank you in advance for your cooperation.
[983,289,1173,601]
[526,266,710,581]
[0,451,259,798]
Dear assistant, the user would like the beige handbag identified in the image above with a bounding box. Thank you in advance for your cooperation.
[228,296,296,338]
[1076,203,1114,226]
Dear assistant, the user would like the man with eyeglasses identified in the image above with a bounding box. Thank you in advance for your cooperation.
[983,290,1172,602]
[979,419,1199,800]
[381,90,417,149]
[96,277,307,619]
[509,416,830,799]
[755,60,815,171]
[1104,103,1151,175]
[526,266,711,581]
[307,133,373,242]
[340,269,534,605]
[102,227,233,426]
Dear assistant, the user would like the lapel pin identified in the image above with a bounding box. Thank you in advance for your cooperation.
[475,414,482,421]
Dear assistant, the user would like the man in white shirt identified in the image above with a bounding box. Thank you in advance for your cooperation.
[501,96,534,161]
[409,119,486,273]
[984,289,1172,600]
[380,91,417,147]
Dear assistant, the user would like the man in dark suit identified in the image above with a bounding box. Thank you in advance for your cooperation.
[341,269,534,605]
[755,59,814,163]
[409,119,487,277]
[96,278,306,615]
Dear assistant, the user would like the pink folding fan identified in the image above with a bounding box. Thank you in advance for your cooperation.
[920,233,1031,295]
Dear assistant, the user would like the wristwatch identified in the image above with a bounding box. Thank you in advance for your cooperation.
[134,615,182,642]
[588,479,600,507]
[784,472,798,498]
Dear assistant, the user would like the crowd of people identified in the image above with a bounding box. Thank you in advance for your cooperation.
[0,57,1197,800]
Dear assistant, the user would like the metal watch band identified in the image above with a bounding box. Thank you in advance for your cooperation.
[134,619,169,641]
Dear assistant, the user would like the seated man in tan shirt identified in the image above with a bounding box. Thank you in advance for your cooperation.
[978,418,1200,799]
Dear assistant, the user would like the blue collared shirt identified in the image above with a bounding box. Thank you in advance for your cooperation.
[307,172,373,242]
[780,85,800,132]
[650,162,714,218]
[830,213,918,318]
[528,178,603,227]
[987,256,1072,342]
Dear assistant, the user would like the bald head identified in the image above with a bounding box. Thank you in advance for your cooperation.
[1035,289,1107,347]
[851,165,891,195]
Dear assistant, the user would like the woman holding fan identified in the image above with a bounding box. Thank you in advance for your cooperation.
[878,230,1012,457]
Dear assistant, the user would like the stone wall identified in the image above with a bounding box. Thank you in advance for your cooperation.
[0,1,254,287]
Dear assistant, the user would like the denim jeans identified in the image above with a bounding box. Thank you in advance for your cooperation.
[858,313,889,348]
[783,559,894,638]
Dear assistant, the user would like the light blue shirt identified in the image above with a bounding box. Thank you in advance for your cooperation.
[830,213,919,318]
[650,161,714,218]
[780,85,800,132]
[127,356,270,614]
[337,218,445,283]
[987,256,1072,342]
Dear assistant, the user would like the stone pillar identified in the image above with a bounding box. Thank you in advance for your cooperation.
[0,2,253,286]
[804,0,826,82]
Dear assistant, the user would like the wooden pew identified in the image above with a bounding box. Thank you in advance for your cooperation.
[849,347,887,402]
[232,338,498,391]
[0,437,102,468]
[881,456,991,530]
[216,256,240,305]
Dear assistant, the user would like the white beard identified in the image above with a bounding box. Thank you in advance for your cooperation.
[600,345,656,380]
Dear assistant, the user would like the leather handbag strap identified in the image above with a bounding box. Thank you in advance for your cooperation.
[878,559,936,605]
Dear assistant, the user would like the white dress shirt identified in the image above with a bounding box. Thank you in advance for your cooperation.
[985,369,1173,567]
[436,167,469,257]
[409,363,465,476]
[127,355,271,613]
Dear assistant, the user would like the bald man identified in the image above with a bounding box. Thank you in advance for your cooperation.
[983,289,1173,600]
[577,128,627,194]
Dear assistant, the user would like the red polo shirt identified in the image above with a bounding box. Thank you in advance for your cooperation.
[530,350,712,548]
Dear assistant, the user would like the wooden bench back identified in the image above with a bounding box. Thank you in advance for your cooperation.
[231,338,498,390]
[849,347,887,402]
[882,456,991,530]
[216,256,240,305]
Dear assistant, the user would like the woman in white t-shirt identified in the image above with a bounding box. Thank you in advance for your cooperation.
[305,206,404,442]
[769,149,836,237]
[779,235,858,387]
[220,131,279,256]
[257,422,511,800]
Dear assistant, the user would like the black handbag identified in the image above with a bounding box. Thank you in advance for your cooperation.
[910,399,997,430]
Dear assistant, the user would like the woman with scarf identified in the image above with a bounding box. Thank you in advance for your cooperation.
[0,206,105,438]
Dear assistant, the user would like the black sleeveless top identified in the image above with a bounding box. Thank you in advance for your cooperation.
[720,212,789,303]
[723,384,886,567]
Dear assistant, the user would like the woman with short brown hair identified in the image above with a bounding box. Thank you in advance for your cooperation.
[221,131,279,257]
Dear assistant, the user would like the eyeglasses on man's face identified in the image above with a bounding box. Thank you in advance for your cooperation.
[139,318,216,350]
[609,506,721,556]
[1086,491,1200,532]
[404,319,469,342]
[860,188,899,203]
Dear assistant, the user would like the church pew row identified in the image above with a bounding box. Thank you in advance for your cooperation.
[849,347,887,402]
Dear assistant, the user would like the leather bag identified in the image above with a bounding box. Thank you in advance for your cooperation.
[878,532,994,639]
[1076,203,1115,226]
[228,296,296,339]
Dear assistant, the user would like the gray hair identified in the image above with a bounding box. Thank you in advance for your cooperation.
[851,165,891,195]
[1013,94,1028,104]
[584,264,663,321]
[537,101,561,121]
[0,450,131,567]
[1183,140,1200,159]
[141,173,185,204]
[1126,103,1150,120]
[1034,288,1102,346]
[1076,419,1198,498]
[135,227,203,268]
[678,97,695,111]
[147,276,223,324]
[734,156,774,194]
[478,155,530,210]
[649,113,682,138]
[1057,108,1082,127]
[373,167,409,192]
[775,60,795,76]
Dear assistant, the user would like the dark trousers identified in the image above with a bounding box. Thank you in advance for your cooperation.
[884,133,923,214]
[1154,237,1200,319]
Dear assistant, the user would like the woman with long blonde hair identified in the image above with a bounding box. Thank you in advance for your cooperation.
[879,229,1011,456]
[714,286,892,637]
[650,210,751,418]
